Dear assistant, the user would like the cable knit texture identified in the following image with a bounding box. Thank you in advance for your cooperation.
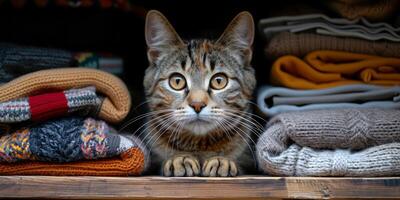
[257,109,400,176]
[265,32,400,59]
[0,117,133,163]
[0,117,149,176]
[0,68,131,123]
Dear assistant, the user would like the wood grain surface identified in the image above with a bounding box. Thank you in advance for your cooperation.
[0,176,399,199]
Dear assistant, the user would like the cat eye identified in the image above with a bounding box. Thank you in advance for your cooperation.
[210,73,228,90]
[169,73,186,90]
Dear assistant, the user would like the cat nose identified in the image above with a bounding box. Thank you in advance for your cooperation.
[189,101,206,113]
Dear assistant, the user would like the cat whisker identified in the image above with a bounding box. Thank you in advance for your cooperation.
[134,112,175,140]
[218,116,258,146]
[150,117,187,157]
[230,117,264,138]
[226,117,267,148]
[210,116,232,143]
[145,111,189,150]
[217,112,268,149]
[164,120,181,156]
[148,118,180,153]
[215,115,233,141]
[223,108,267,123]
[218,117,258,168]
[140,114,176,145]
[162,119,185,157]
[132,99,151,111]
[243,100,266,115]
[119,109,174,132]
[222,111,264,135]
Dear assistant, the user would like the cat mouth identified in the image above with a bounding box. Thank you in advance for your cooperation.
[193,118,209,123]
[187,115,212,124]
[184,117,217,135]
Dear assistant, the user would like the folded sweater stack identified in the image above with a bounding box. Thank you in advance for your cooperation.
[257,109,400,176]
[258,50,400,117]
[261,14,400,59]
[0,67,149,176]
[258,14,400,117]
[257,12,400,177]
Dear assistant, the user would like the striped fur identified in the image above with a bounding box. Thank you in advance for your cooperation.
[143,10,256,177]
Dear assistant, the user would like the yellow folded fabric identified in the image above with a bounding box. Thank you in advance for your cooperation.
[270,50,400,89]
[360,68,400,84]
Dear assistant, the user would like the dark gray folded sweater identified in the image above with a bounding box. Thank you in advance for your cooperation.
[0,43,74,83]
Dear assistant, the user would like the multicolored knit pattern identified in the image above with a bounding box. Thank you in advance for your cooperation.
[0,128,32,162]
[81,118,113,159]
[0,117,135,163]
[0,87,101,123]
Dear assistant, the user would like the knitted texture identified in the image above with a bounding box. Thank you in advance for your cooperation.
[265,32,400,60]
[256,109,400,176]
[257,84,400,117]
[0,68,131,123]
[271,50,400,89]
[0,147,146,176]
[0,87,100,123]
[324,0,400,21]
[0,43,74,83]
[0,117,136,163]
[259,14,400,42]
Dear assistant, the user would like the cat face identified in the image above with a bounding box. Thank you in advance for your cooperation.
[144,10,256,135]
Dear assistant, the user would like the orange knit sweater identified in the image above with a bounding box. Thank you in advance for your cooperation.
[0,148,146,176]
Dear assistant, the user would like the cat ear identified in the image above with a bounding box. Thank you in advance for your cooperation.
[145,10,184,64]
[216,11,254,66]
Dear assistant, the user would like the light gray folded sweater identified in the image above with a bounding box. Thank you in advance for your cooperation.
[257,84,400,117]
[259,14,400,42]
[256,109,400,176]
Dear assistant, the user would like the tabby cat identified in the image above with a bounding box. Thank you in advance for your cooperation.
[143,10,256,177]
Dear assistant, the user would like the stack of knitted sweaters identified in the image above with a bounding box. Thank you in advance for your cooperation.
[257,11,400,176]
[0,45,148,176]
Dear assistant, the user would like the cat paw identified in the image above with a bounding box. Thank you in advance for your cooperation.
[162,154,201,177]
[202,156,238,177]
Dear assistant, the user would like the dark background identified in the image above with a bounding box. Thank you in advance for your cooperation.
[2,0,397,129]
[0,0,332,89]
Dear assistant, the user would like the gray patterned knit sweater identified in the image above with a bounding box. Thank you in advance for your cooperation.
[256,109,400,176]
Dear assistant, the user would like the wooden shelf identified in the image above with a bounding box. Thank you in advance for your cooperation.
[0,176,399,199]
